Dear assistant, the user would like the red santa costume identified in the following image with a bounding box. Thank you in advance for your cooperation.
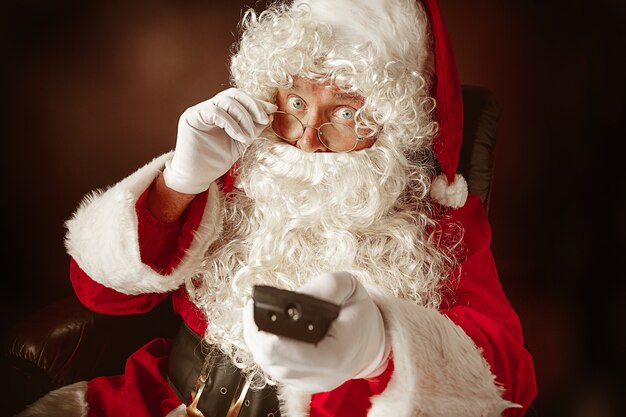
[16,0,537,416]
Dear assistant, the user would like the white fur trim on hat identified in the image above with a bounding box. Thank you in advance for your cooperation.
[430,173,468,208]
[64,152,223,295]
[293,0,432,74]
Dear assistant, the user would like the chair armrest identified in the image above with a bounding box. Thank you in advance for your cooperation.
[1,294,180,414]
[459,84,502,213]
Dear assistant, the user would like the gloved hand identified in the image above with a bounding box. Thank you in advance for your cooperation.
[243,271,390,393]
[163,88,277,194]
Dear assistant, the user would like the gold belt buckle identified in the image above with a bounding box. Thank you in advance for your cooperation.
[186,382,207,417]
[226,378,251,417]
[186,344,217,417]
[185,346,251,417]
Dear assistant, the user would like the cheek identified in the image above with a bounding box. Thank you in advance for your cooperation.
[277,136,298,148]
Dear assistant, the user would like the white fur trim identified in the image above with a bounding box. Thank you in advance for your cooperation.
[293,0,432,75]
[430,173,468,208]
[367,291,519,416]
[15,381,88,417]
[64,152,223,295]
[279,386,312,417]
[165,404,187,417]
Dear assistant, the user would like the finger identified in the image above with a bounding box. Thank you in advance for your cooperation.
[198,105,249,143]
[218,88,277,124]
[258,99,279,115]
[214,97,260,138]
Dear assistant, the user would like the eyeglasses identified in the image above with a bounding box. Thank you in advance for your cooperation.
[270,111,369,153]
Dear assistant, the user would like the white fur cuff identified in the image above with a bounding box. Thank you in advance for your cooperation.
[430,173,468,208]
[368,291,518,416]
[16,381,88,417]
[64,152,223,295]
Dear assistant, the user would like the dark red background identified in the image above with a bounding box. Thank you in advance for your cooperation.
[3,1,624,415]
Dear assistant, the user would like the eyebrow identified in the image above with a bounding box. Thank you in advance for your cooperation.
[333,90,363,104]
[291,80,363,105]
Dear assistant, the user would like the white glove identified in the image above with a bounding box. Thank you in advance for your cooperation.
[243,271,390,393]
[163,88,277,194]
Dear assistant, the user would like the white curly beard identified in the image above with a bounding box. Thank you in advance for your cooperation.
[185,135,449,387]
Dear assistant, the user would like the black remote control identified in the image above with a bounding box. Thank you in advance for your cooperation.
[252,285,341,344]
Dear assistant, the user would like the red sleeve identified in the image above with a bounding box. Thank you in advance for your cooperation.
[135,183,208,274]
[440,194,537,415]
[69,182,209,315]
[69,258,169,314]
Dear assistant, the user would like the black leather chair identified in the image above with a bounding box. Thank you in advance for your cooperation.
[0,85,503,416]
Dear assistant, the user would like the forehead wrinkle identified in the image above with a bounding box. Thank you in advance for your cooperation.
[332,90,363,106]
[289,77,363,106]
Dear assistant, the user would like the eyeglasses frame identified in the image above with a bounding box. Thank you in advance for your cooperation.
[270,111,371,153]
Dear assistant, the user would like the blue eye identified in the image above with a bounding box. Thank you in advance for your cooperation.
[335,107,355,120]
[287,96,305,110]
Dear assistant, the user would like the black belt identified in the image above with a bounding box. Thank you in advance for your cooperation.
[167,323,281,417]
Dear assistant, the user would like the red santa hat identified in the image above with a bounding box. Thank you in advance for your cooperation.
[421,0,468,208]
[291,0,468,208]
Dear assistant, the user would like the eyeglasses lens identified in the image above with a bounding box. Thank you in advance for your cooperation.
[272,112,357,152]
[272,113,302,141]
[318,124,357,152]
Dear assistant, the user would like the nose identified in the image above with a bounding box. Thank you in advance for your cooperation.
[296,127,328,152]
[296,113,328,153]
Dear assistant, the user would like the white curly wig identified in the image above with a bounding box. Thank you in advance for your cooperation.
[229,0,438,154]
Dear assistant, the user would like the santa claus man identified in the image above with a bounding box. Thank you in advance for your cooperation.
[16,0,537,416]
